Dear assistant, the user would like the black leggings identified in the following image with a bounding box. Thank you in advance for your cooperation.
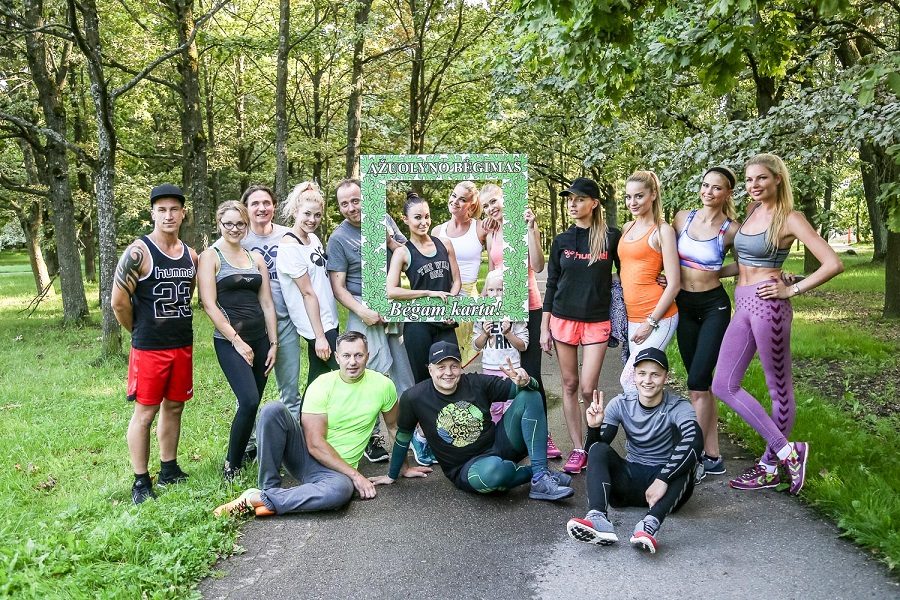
[520,307,547,412]
[303,327,338,399]
[403,322,458,383]
[585,442,695,524]
[214,335,271,468]
[675,286,731,391]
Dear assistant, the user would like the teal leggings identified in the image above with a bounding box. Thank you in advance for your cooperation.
[464,390,548,493]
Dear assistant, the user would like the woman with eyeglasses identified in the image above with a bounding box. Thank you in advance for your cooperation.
[277,182,339,398]
[432,181,488,365]
[198,200,278,480]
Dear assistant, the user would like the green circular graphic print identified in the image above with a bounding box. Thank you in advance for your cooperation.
[436,401,485,447]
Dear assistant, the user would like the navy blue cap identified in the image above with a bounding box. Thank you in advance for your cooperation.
[150,183,186,206]
[428,341,461,364]
[633,347,669,371]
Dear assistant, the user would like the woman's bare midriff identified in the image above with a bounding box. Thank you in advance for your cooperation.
[738,265,782,287]
[680,267,724,292]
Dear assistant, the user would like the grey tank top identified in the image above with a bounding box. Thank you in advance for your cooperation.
[734,205,790,268]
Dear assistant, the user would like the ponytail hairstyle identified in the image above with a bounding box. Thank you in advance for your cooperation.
[281,181,324,222]
[625,170,663,225]
[703,166,738,221]
[403,190,428,216]
[456,180,482,219]
[745,153,793,252]
[587,202,609,265]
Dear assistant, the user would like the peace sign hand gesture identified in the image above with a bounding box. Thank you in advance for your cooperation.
[585,390,605,428]
[499,357,530,387]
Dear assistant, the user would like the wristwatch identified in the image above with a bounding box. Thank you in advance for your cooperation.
[792,283,801,296]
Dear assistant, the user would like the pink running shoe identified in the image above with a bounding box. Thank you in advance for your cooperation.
[546,434,562,459]
[729,463,780,490]
[784,441,809,495]
[563,449,587,473]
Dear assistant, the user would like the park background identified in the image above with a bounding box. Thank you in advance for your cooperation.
[0,0,898,597]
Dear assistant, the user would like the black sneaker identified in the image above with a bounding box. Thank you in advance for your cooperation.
[223,461,241,482]
[244,446,258,463]
[157,466,189,486]
[364,434,389,463]
[132,478,157,505]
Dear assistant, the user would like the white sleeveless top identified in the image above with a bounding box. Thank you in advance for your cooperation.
[434,220,482,284]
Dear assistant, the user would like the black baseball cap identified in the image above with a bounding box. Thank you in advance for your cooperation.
[633,347,669,371]
[150,183,186,206]
[428,341,461,364]
[560,177,600,199]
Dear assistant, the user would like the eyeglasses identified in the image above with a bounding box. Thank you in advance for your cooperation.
[221,221,248,231]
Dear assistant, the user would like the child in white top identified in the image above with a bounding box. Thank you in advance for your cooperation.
[473,270,529,422]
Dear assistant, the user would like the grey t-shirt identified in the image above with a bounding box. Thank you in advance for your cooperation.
[242,223,290,317]
[603,389,697,467]
[326,216,405,297]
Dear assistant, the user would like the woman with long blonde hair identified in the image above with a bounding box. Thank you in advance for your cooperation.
[617,170,680,393]
[672,167,740,480]
[540,178,621,474]
[276,182,339,396]
[712,154,843,495]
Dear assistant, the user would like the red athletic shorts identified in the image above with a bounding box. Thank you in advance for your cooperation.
[549,316,611,346]
[127,346,193,405]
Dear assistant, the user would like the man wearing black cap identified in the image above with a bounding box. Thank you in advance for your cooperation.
[565,347,703,553]
[372,341,574,501]
[112,184,198,504]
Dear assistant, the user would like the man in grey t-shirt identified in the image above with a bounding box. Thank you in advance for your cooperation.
[565,347,703,554]
[327,178,415,462]
[241,185,300,425]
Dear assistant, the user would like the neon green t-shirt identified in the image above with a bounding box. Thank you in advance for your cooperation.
[302,369,397,468]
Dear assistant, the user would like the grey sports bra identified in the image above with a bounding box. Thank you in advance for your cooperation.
[734,205,790,268]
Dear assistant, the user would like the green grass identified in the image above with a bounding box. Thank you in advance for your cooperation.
[0,255,284,598]
[668,245,900,572]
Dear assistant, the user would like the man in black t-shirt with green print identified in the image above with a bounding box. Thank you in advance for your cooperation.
[371,341,573,501]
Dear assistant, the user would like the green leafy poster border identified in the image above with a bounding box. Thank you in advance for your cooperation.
[360,153,528,323]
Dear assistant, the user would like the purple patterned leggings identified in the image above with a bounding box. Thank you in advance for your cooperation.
[712,282,793,465]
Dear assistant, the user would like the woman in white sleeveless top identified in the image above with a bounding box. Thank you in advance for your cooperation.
[431,181,488,364]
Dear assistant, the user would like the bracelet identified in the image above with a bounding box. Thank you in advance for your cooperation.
[646,316,660,329]
[269,340,278,346]
[791,283,801,296]
[230,333,240,345]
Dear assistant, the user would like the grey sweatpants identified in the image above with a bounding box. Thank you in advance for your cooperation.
[256,403,354,514]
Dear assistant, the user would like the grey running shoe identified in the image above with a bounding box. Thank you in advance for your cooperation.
[630,515,660,554]
[702,454,726,475]
[694,460,706,484]
[567,510,618,545]
[529,470,574,501]
[549,470,573,487]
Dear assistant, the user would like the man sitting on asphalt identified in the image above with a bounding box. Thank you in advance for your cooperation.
[371,341,573,501]
[215,331,430,517]
[566,347,703,553]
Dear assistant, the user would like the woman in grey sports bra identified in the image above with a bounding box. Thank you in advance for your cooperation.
[711,154,843,496]
[673,166,740,481]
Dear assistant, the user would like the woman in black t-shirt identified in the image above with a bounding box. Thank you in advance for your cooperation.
[387,192,462,383]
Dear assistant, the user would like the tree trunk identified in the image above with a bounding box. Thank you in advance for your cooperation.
[69,0,122,355]
[203,54,220,209]
[16,203,52,295]
[80,214,96,283]
[885,231,900,319]
[798,189,821,274]
[345,0,372,178]
[173,0,211,249]
[275,0,290,200]
[23,0,89,323]
[547,179,557,238]
[859,142,889,262]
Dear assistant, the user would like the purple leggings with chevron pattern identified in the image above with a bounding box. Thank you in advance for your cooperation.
[712,282,793,465]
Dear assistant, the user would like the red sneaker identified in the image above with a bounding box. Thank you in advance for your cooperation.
[546,434,562,459]
[563,449,587,473]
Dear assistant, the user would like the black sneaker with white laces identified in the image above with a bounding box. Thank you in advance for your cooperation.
[132,477,156,505]
[364,434,389,463]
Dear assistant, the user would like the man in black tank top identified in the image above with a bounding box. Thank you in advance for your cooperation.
[112,184,199,505]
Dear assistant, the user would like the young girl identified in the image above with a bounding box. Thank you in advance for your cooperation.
[473,269,529,423]
[673,167,740,479]
[541,177,621,474]
[617,171,680,394]
[198,201,278,480]
[277,182,339,397]
[712,154,842,495]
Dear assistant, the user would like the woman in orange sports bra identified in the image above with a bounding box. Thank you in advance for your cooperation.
[617,171,680,394]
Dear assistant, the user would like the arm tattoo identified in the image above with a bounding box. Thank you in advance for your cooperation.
[115,245,144,294]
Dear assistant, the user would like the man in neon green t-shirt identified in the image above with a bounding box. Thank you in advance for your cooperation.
[302,331,432,499]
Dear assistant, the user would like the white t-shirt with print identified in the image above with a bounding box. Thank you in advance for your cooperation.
[276,231,338,339]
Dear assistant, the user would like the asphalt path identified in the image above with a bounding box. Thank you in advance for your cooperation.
[200,272,897,599]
